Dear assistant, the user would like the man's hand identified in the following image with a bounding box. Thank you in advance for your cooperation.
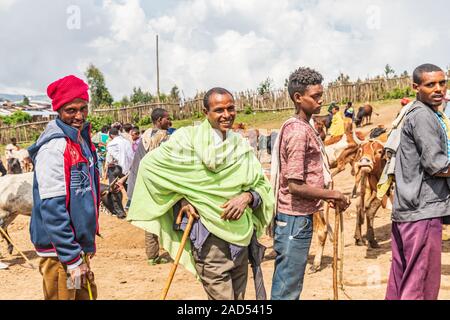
[220,192,253,221]
[180,199,200,220]
[328,190,351,212]
[68,263,90,289]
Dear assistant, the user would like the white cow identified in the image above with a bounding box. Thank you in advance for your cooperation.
[0,173,33,254]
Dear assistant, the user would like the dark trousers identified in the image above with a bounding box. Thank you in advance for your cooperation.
[386,218,442,300]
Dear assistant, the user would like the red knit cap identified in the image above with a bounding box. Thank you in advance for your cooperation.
[47,75,89,111]
[401,97,411,106]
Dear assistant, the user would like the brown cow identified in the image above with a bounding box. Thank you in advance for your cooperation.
[326,119,366,177]
[354,104,379,127]
[313,118,327,141]
[310,209,334,273]
[353,140,386,248]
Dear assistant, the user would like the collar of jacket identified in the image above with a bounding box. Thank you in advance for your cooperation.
[55,117,92,144]
[412,100,440,114]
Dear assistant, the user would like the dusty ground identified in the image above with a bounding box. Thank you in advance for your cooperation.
[3,99,450,300]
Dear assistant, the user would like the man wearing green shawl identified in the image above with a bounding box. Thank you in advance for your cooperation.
[127,87,275,300]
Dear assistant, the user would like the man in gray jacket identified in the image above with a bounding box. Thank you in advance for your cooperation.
[386,64,450,300]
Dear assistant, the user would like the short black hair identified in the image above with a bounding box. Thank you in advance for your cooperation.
[347,101,353,107]
[10,137,17,144]
[288,67,323,100]
[131,127,140,134]
[151,108,168,124]
[109,127,119,137]
[333,106,340,111]
[203,87,234,110]
[101,125,109,134]
[123,123,133,133]
[112,122,122,131]
[413,64,443,85]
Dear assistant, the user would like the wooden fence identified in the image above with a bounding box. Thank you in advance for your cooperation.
[0,76,413,144]
[91,99,204,123]
[0,121,49,145]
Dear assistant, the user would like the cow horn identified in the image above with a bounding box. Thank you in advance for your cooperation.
[109,177,119,192]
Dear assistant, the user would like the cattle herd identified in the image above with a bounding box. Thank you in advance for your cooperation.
[0,108,390,274]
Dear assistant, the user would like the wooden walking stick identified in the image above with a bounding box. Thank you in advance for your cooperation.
[333,206,340,300]
[339,208,344,290]
[160,212,195,300]
[0,226,35,270]
[83,255,94,301]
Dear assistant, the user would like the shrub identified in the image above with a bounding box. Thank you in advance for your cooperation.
[244,104,253,115]
[193,111,204,119]
[0,111,32,125]
[87,115,113,132]
[383,87,415,100]
[137,116,152,127]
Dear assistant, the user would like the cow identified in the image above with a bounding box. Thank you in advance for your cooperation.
[353,140,387,248]
[324,119,365,176]
[100,178,127,219]
[0,173,33,254]
[0,173,125,256]
[6,149,33,174]
[7,158,22,174]
[313,118,327,142]
[313,114,332,134]
[354,104,379,127]
[310,209,334,273]
[0,160,6,176]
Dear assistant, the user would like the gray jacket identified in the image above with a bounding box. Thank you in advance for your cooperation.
[393,100,450,222]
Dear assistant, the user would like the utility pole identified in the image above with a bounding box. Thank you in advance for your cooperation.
[156,34,160,103]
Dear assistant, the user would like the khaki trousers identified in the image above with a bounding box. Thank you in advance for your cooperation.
[192,234,248,300]
[39,257,98,300]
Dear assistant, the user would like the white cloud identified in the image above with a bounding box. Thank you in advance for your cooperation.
[0,0,17,12]
[1,0,450,99]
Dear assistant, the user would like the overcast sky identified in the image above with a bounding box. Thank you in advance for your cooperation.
[1,0,449,100]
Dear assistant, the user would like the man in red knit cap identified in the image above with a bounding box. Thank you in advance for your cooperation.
[28,75,100,300]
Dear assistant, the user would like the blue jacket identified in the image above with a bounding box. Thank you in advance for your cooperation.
[28,118,100,269]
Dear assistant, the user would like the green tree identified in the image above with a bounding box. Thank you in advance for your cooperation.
[22,96,30,106]
[401,70,409,77]
[85,64,114,109]
[257,77,273,96]
[120,96,130,106]
[130,87,153,105]
[158,93,169,103]
[337,73,350,85]
[384,64,395,79]
[329,73,350,86]
[170,85,180,102]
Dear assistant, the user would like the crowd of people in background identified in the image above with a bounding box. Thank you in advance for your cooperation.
[90,110,175,265]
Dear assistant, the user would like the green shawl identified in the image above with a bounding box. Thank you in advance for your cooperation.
[127,120,274,275]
